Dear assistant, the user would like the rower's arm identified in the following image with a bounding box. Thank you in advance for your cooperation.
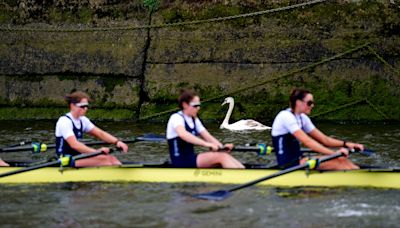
[309,128,364,150]
[175,125,217,148]
[89,126,118,144]
[66,135,98,153]
[308,128,343,147]
[292,129,335,155]
[88,127,128,152]
[198,130,223,148]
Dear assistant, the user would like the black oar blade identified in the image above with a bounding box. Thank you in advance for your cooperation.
[192,190,232,201]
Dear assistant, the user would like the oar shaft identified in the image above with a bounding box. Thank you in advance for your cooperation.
[0,160,61,178]
[232,145,262,152]
[228,144,311,154]
[0,142,103,152]
[219,144,273,156]
[226,152,345,192]
[0,150,105,178]
[231,146,372,157]
[6,141,32,148]
[0,145,38,152]
[0,135,166,153]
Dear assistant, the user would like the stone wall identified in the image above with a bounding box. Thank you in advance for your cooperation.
[0,0,399,121]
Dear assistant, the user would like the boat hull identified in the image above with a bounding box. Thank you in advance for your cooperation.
[0,165,399,188]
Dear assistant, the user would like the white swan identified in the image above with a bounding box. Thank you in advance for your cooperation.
[220,97,271,131]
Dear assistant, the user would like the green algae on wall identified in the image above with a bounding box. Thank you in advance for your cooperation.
[0,0,399,121]
[0,75,141,110]
[0,107,135,120]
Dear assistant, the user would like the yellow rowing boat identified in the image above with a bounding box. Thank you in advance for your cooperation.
[0,164,399,188]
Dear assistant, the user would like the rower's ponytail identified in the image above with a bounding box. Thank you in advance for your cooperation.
[289,88,310,110]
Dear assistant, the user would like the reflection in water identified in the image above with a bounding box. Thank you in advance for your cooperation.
[0,121,399,227]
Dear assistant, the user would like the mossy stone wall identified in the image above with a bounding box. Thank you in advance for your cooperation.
[0,0,399,121]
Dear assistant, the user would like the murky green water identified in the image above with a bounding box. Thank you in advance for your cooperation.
[0,120,399,227]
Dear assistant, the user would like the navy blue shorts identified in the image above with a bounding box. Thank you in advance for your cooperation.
[170,154,198,168]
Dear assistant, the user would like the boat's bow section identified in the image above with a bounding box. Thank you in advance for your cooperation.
[0,165,399,189]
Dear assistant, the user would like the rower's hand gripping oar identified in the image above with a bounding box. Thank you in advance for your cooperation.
[192,150,352,201]
[0,149,116,178]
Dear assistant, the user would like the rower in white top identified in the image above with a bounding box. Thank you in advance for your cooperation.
[220,97,271,131]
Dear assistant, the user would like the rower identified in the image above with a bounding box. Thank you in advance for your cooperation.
[271,88,364,170]
[166,89,244,168]
[55,91,128,167]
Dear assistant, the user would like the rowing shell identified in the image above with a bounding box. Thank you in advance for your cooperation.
[0,164,399,188]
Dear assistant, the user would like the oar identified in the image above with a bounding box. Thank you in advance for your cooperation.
[192,151,348,201]
[301,148,375,156]
[68,135,166,147]
[295,147,374,157]
[230,144,374,157]
[0,134,167,153]
[0,149,111,178]
[3,141,33,148]
[0,142,48,153]
[222,144,273,156]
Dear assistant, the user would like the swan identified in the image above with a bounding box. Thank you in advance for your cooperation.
[220,97,271,131]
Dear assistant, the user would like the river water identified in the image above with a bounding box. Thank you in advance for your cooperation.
[0,120,399,227]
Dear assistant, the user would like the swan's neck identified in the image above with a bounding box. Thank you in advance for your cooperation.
[222,101,234,126]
